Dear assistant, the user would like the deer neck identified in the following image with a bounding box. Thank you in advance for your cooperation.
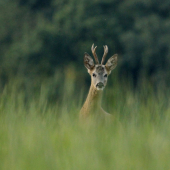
[84,84,103,113]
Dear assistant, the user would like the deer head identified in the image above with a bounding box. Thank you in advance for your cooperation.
[84,44,118,91]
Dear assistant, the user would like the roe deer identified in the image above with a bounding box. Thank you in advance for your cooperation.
[79,44,118,123]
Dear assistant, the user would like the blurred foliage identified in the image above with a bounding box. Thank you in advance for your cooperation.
[0,0,170,93]
[1,1,170,168]
[0,73,170,170]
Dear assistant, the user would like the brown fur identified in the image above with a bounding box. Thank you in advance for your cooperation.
[79,83,114,124]
[79,44,118,124]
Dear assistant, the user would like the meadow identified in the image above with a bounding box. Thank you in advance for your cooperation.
[1,1,170,169]
[0,73,170,170]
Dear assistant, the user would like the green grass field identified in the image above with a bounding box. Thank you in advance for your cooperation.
[0,77,170,170]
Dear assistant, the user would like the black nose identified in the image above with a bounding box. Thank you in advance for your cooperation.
[96,82,104,88]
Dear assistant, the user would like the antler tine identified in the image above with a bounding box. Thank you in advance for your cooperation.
[101,45,108,64]
[91,44,99,64]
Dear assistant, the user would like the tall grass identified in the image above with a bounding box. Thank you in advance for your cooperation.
[0,72,170,170]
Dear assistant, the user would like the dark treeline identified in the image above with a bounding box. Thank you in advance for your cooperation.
[0,0,170,91]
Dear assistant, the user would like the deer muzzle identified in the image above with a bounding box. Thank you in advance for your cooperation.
[96,82,104,88]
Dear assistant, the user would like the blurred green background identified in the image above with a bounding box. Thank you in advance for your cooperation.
[1,0,170,94]
[1,1,170,170]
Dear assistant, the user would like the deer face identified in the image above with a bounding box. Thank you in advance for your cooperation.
[84,44,118,91]
[90,65,108,90]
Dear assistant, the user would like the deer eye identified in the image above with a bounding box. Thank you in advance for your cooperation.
[93,73,96,77]
[104,74,107,78]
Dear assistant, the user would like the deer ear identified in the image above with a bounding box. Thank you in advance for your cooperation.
[105,54,118,73]
[84,52,95,70]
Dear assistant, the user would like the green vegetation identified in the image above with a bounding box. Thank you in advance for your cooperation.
[0,75,170,170]
[0,0,170,169]
[0,0,170,89]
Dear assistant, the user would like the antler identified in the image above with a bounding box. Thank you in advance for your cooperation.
[101,45,108,64]
[91,44,99,64]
